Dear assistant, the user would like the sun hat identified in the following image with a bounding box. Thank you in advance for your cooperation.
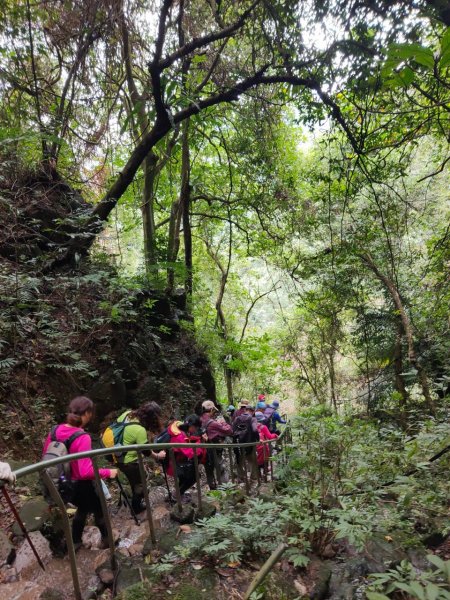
[240,399,250,407]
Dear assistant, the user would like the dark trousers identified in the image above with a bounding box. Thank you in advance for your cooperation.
[205,447,228,489]
[71,480,107,544]
[176,463,196,495]
[118,462,144,513]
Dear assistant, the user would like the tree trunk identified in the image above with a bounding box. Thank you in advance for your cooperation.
[179,120,193,297]
[142,154,158,268]
[120,5,158,271]
[166,199,182,293]
[361,253,435,414]
[393,322,408,408]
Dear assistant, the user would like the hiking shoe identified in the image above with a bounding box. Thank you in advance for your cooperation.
[181,493,192,504]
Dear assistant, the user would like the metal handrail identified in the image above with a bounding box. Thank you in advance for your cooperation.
[8,425,291,481]
[0,422,293,600]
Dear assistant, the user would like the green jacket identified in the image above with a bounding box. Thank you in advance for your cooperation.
[117,410,148,464]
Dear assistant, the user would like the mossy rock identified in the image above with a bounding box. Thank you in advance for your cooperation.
[12,496,50,536]
[195,501,216,520]
[143,526,179,556]
[170,504,195,524]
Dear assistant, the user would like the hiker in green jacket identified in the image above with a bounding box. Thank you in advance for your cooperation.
[116,402,166,513]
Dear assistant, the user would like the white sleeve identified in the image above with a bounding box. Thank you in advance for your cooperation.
[0,462,16,484]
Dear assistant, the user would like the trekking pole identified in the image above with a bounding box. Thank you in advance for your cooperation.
[1,486,46,571]
[161,463,175,504]
[115,477,140,526]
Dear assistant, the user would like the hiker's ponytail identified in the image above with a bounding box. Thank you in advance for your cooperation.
[66,396,94,427]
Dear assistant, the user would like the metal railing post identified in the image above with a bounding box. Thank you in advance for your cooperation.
[251,445,260,487]
[227,447,235,483]
[193,453,203,512]
[262,444,268,483]
[41,471,82,600]
[137,451,156,545]
[269,441,274,481]
[243,450,250,495]
[213,448,221,487]
[170,449,182,513]
[92,459,116,569]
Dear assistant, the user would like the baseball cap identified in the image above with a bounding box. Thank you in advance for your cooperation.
[271,400,280,408]
[202,400,217,412]
[226,405,236,412]
[256,401,266,409]
[257,394,265,401]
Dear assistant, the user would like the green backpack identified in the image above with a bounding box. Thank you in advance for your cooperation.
[101,419,134,463]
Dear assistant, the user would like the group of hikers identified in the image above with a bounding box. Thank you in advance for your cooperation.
[1,394,286,554]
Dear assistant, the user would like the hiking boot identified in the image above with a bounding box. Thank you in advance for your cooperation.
[181,493,192,504]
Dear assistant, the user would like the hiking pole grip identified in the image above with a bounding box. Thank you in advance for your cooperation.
[1,486,46,572]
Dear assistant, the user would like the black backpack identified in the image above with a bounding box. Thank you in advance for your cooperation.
[263,407,276,432]
[155,428,171,467]
[42,425,85,504]
[232,414,260,445]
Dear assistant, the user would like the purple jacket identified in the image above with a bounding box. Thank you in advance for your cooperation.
[201,414,233,442]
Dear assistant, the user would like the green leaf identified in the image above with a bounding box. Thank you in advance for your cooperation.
[366,593,391,600]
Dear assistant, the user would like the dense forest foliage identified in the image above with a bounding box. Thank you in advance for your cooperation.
[0,2,449,599]
[1,0,448,423]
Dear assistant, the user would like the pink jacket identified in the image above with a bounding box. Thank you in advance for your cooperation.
[256,424,278,466]
[166,422,205,477]
[43,424,112,480]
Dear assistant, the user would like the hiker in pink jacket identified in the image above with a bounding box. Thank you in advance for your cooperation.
[255,411,278,468]
[42,396,117,551]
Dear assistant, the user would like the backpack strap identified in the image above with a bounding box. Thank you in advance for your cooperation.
[50,424,59,442]
[203,419,214,431]
[64,430,87,451]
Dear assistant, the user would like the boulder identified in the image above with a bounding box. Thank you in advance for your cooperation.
[309,560,332,600]
[195,501,217,520]
[14,531,52,576]
[82,526,102,549]
[98,568,115,585]
[0,580,54,599]
[152,505,171,530]
[364,535,408,572]
[0,564,18,583]
[147,485,167,506]
[12,497,50,536]
[0,530,16,566]
[170,505,195,525]
[127,543,143,557]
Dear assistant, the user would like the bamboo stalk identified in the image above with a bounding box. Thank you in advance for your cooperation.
[243,543,288,600]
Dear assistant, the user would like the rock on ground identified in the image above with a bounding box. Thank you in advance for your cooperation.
[14,531,52,576]
[12,497,49,536]
[0,530,16,566]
